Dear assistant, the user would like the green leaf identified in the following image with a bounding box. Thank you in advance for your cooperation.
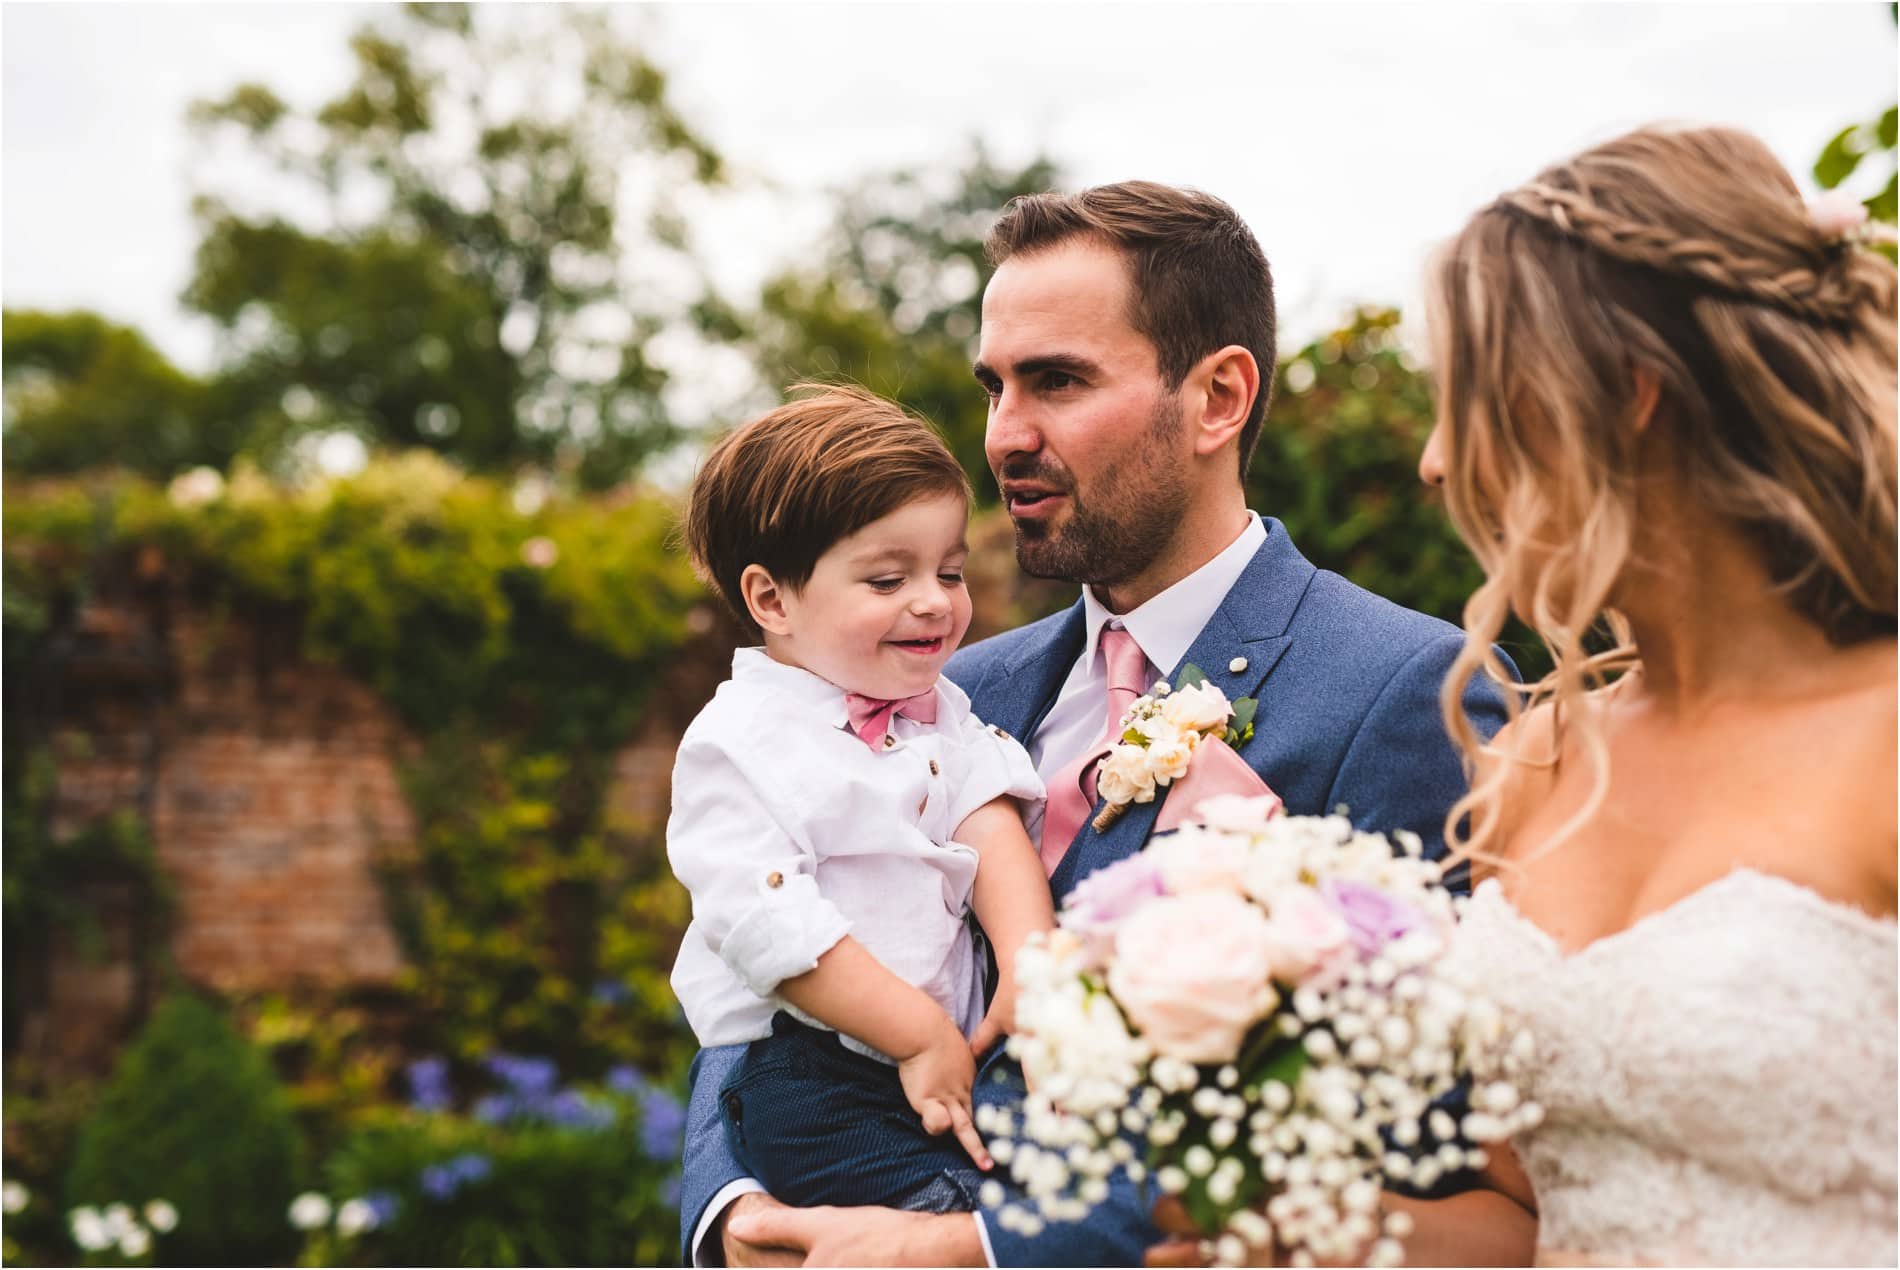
[1174,663,1209,690]
[1230,696,1258,734]
[1879,106,1898,151]
[1814,124,1866,189]
[1870,172,1899,227]
[1121,727,1150,747]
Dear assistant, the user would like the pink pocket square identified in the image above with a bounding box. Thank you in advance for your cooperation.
[1152,738,1283,834]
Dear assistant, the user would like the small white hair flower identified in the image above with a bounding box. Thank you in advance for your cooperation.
[1810,189,1871,240]
[142,1200,178,1233]
[288,1192,333,1231]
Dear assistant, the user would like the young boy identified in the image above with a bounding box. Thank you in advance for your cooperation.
[668,385,1054,1214]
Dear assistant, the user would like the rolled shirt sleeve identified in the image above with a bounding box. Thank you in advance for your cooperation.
[946,712,1047,835]
[667,733,851,998]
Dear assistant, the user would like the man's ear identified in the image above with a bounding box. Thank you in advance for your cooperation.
[1187,344,1259,459]
[739,564,794,637]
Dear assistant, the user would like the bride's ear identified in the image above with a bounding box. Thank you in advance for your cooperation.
[1628,366,1664,436]
[740,564,794,637]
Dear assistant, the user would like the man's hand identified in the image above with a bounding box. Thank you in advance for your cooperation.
[719,1193,803,1268]
[727,1204,987,1267]
[895,1015,992,1169]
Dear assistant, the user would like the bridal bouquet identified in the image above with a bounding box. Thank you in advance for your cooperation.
[975,800,1540,1268]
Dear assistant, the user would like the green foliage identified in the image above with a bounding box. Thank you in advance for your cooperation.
[1,311,226,478]
[184,5,725,485]
[1812,10,1897,231]
[65,994,302,1266]
[386,739,694,1077]
[308,1073,680,1267]
[1251,308,1546,679]
[748,144,1063,502]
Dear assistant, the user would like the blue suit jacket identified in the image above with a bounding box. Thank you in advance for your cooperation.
[677,517,1512,1266]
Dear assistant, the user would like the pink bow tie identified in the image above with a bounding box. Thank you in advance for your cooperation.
[843,689,939,750]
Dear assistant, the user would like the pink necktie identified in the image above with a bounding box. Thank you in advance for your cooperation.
[1039,625,1152,875]
[843,689,939,751]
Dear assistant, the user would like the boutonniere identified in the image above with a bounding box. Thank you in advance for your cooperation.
[1091,663,1258,831]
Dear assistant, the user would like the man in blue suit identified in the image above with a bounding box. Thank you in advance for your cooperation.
[682,181,1510,1266]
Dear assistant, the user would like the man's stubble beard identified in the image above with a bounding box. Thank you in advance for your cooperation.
[1010,392,1191,588]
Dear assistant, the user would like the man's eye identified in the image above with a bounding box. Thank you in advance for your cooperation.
[867,578,903,592]
[1044,371,1077,391]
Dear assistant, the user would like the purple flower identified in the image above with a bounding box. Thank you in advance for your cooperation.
[591,979,634,1006]
[364,1191,401,1226]
[606,1064,648,1098]
[1063,852,1168,950]
[448,1153,491,1184]
[485,1052,558,1097]
[1320,879,1427,957]
[407,1057,451,1112]
[472,1094,514,1124]
[420,1164,458,1202]
[639,1090,687,1160]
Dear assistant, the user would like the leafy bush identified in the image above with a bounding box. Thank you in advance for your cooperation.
[64,994,302,1266]
[301,1057,683,1266]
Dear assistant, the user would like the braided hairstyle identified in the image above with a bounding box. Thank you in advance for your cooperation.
[1427,124,1897,866]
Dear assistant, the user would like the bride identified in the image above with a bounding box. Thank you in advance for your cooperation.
[1159,123,1897,1267]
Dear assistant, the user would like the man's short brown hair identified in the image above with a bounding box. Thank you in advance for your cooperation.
[985,180,1277,478]
[684,384,972,640]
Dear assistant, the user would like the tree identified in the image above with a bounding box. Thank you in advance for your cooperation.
[1811,5,1897,234]
[185,4,725,487]
[746,145,1063,502]
[1,309,222,476]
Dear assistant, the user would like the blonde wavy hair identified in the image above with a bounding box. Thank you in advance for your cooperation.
[1428,124,1898,868]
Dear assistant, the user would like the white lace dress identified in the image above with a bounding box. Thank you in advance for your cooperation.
[1445,870,1898,1267]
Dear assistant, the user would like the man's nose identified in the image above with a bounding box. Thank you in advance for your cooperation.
[983,386,1041,470]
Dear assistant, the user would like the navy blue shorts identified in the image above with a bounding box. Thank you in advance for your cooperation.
[718,1013,986,1212]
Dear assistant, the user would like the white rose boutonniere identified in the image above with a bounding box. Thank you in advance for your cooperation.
[1091,663,1258,832]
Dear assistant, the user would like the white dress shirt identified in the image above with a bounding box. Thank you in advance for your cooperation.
[693,515,1263,1264]
[1022,513,1267,846]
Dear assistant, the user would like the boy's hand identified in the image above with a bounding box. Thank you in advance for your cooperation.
[896,1015,991,1170]
[968,978,1016,1061]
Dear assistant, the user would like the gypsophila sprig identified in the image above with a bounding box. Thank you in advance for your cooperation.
[983,800,1538,1267]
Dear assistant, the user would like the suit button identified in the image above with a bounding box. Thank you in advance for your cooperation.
[929,759,940,776]
[725,1093,742,1122]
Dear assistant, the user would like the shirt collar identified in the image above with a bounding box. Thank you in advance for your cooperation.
[1079,512,1267,679]
[729,646,970,732]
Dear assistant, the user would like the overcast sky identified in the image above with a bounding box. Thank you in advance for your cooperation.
[4,2,1895,395]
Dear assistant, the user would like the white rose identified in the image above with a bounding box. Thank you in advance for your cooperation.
[1097,746,1157,805]
[1239,840,1306,903]
[1145,734,1195,782]
[1160,681,1232,733]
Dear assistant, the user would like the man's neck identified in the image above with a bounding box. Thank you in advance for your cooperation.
[1095,495,1252,614]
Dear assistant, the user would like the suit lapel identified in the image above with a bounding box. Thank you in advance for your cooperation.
[966,600,1086,745]
[1048,519,1318,899]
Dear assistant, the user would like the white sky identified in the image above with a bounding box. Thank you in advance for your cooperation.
[3,1,1895,400]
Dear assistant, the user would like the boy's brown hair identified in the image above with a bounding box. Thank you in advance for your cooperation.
[986,180,1277,478]
[684,384,973,640]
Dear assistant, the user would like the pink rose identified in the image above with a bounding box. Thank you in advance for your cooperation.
[1259,885,1356,988]
[1321,878,1429,957]
[1107,892,1279,1063]
[1146,825,1251,896]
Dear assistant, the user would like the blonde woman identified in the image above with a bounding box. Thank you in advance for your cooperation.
[1424,123,1896,1267]
[1150,124,1897,1268]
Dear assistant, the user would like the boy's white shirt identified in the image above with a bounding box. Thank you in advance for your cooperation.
[669,647,1044,1058]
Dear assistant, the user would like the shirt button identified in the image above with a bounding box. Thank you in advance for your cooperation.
[725,1093,743,1123]
[992,726,1008,739]
[929,759,940,776]
[765,871,784,888]
[883,735,896,749]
